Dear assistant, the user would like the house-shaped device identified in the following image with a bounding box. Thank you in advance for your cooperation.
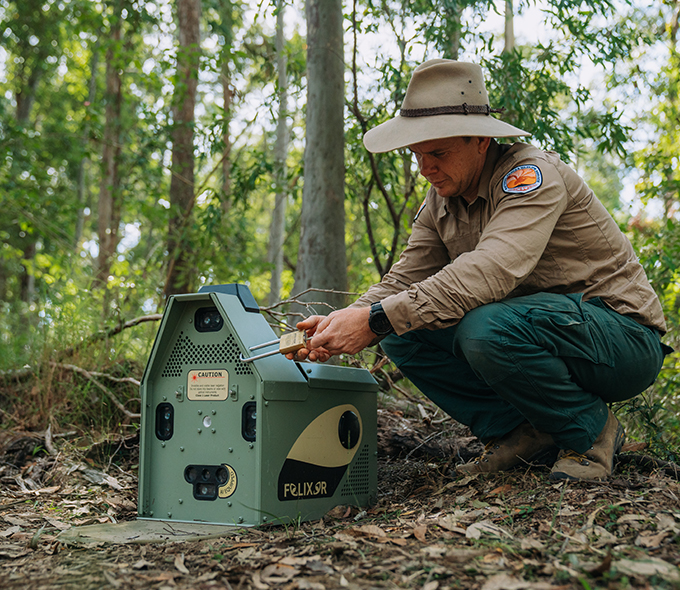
[138,284,378,526]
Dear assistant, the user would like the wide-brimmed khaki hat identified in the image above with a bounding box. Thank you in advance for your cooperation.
[363,59,530,153]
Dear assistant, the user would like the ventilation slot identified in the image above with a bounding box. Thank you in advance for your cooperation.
[340,444,370,497]
[161,332,253,377]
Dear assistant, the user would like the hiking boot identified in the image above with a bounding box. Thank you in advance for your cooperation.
[549,408,625,482]
[456,422,558,474]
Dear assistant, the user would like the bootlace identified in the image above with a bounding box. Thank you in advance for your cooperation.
[560,450,590,465]
[476,439,500,462]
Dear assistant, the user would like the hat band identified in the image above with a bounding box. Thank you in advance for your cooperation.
[400,103,505,117]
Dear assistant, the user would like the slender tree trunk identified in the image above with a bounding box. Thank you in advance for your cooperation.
[219,1,234,213]
[221,59,233,213]
[267,0,289,306]
[14,52,43,304]
[95,7,123,288]
[504,0,515,53]
[75,40,100,249]
[165,0,201,297]
[444,5,462,59]
[293,0,347,313]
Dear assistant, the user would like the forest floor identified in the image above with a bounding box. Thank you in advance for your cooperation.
[0,406,679,590]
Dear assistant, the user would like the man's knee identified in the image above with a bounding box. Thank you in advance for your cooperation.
[380,333,421,366]
[455,302,515,349]
[453,302,528,378]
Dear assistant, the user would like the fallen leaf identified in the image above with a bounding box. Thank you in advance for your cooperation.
[621,441,647,452]
[44,517,70,531]
[613,557,680,581]
[520,537,545,551]
[465,520,512,540]
[3,516,31,527]
[413,525,427,542]
[132,559,154,570]
[420,545,447,558]
[261,563,299,582]
[0,526,22,538]
[351,524,386,538]
[585,552,612,577]
[174,553,189,574]
[488,484,512,496]
[422,581,439,590]
[635,530,669,548]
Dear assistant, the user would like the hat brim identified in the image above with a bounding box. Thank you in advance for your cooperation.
[363,114,530,153]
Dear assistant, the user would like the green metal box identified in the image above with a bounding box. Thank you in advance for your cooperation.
[138,284,378,526]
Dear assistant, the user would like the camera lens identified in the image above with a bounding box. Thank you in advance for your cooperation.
[215,467,228,484]
[184,466,198,483]
[195,307,224,333]
[201,468,211,481]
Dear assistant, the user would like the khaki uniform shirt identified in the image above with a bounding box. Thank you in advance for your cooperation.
[351,140,667,336]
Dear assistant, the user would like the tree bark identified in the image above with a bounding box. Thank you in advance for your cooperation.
[267,0,289,306]
[75,40,100,249]
[293,0,347,313]
[504,0,515,53]
[165,0,201,297]
[95,4,123,288]
[219,1,234,214]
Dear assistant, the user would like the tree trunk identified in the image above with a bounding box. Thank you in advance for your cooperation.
[165,0,201,297]
[75,40,100,249]
[444,5,462,59]
[95,6,123,288]
[504,0,515,53]
[219,1,234,214]
[293,0,347,313]
[267,0,289,307]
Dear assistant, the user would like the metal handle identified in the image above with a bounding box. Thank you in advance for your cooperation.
[239,349,281,363]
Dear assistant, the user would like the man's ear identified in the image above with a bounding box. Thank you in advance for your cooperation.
[477,136,492,154]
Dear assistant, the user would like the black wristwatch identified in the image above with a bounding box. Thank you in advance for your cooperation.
[368,302,394,335]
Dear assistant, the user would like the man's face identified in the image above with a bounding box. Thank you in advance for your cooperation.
[409,136,491,202]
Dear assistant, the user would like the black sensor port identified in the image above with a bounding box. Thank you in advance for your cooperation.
[184,464,230,501]
[194,307,224,333]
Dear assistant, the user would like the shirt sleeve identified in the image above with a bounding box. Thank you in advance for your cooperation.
[381,158,570,334]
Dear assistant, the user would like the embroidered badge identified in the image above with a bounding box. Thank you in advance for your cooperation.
[502,165,543,194]
[414,198,427,221]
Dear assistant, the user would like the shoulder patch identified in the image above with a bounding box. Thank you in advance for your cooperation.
[414,197,427,222]
[502,164,543,194]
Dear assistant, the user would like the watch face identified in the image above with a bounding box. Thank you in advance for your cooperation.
[369,304,393,335]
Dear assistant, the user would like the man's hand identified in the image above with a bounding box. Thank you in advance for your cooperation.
[285,307,375,362]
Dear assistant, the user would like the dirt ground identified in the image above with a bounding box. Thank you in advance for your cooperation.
[1,409,679,590]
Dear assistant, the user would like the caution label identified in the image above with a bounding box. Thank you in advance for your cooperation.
[187,369,229,401]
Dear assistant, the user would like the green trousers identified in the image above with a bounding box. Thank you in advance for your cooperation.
[381,293,669,453]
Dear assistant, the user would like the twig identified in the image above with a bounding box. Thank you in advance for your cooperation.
[56,314,162,360]
[86,371,141,387]
[49,362,140,420]
[44,424,57,456]
[259,287,360,313]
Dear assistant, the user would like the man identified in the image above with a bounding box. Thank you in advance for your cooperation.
[288,59,672,481]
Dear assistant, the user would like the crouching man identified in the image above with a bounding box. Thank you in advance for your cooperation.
[289,59,672,481]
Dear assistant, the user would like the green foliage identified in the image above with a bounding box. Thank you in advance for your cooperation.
[0,0,678,448]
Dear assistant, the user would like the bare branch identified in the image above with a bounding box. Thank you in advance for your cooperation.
[57,314,162,361]
[50,362,140,420]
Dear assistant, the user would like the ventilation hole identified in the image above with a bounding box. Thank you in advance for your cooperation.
[160,332,253,377]
[340,444,371,497]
